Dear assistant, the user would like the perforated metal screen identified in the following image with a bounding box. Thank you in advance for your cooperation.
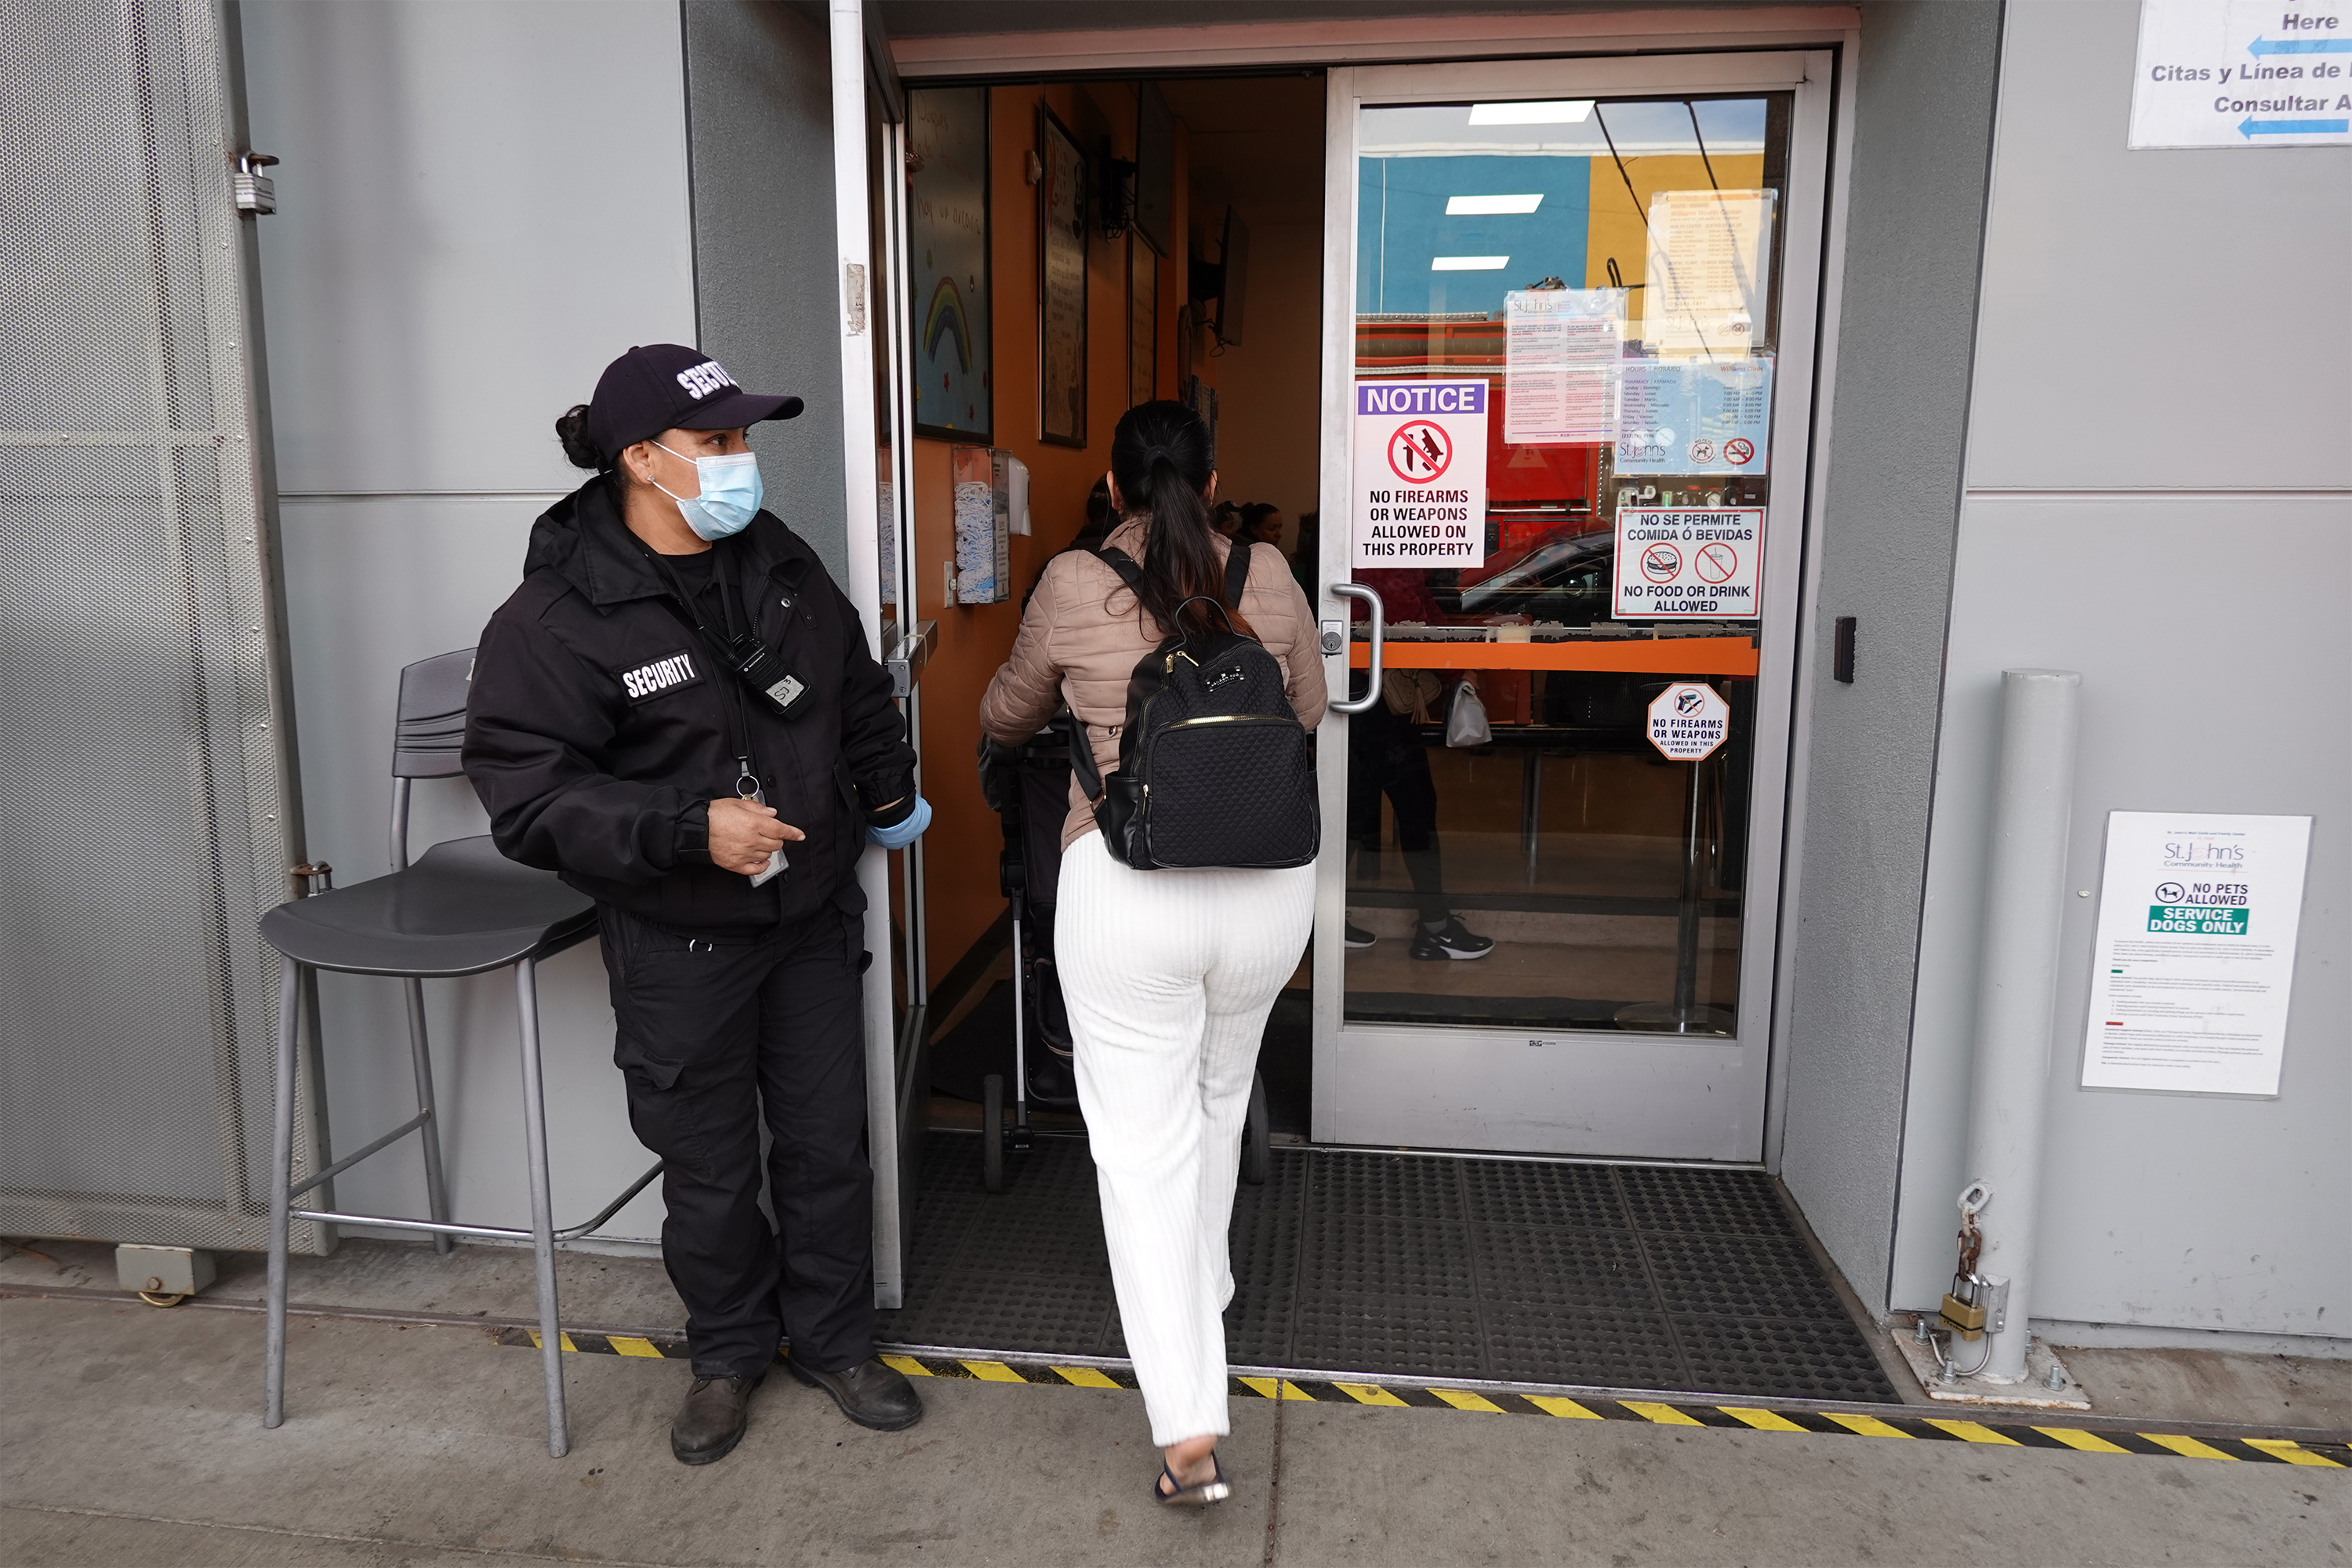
[0,0,312,1250]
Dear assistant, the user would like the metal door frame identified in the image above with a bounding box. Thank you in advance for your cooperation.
[1311,50,1838,1162]
[828,0,930,1306]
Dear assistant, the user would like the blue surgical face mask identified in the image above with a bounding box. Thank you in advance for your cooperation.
[652,441,763,540]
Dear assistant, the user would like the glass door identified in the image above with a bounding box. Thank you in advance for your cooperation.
[828,0,929,1302]
[1312,53,1833,1160]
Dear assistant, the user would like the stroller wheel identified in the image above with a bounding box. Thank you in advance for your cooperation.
[981,1074,1005,1193]
[1241,1072,1271,1186]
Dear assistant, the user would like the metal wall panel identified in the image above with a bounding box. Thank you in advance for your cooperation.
[241,0,695,1243]
[1962,0,2352,492]
[1770,0,2004,1307]
[1898,0,2351,1338]
[1897,495,2350,1334]
[0,0,310,1249]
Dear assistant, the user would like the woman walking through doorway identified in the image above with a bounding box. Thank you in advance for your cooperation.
[978,401,1324,1505]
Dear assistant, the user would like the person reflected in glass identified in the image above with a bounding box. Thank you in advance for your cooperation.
[1342,568,1493,962]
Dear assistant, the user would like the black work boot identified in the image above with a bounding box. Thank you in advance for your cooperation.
[788,1356,924,1431]
[671,1373,760,1465]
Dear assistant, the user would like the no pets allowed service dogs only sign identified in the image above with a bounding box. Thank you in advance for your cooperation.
[1613,506,1762,619]
[1353,379,1490,568]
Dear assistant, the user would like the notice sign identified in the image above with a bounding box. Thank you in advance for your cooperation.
[1353,379,1490,568]
[1646,681,1730,760]
[2131,0,2352,148]
[1612,506,1762,619]
[2082,811,2312,1097]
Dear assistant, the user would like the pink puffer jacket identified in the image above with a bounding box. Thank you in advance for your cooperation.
[978,517,1329,848]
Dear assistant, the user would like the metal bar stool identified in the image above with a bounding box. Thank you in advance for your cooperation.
[260,648,660,1457]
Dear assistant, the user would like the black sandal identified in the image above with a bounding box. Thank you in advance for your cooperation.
[1154,1451,1232,1508]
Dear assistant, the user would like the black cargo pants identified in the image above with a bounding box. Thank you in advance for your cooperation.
[1345,682,1448,924]
[598,903,874,1380]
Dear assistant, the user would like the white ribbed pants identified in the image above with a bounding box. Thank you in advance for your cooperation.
[1056,831,1316,1446]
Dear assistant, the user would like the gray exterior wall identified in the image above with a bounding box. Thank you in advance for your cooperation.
[682,0,851,583]
[241,0,698,1243]
[1772,0,2005,1308]
[1893,0,2350,1337]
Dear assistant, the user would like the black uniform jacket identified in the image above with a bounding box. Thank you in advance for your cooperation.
[463,476,914,933]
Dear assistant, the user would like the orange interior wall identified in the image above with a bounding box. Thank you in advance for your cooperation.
[912,84,1192,985]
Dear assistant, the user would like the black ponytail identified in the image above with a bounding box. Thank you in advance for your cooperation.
[1107,399,1250,641]
[554,403,604,471]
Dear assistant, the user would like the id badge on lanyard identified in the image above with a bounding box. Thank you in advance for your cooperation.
[737,756,787,887]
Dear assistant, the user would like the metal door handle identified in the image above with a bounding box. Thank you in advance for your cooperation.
[1327,583,1384,713]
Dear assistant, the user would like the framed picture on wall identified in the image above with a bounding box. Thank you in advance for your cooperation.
[1128,237,1155,408]
[909,85,992,442]
[1037,104,1087,448]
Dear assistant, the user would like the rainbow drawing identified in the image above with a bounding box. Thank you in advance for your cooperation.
[923,278,973,373]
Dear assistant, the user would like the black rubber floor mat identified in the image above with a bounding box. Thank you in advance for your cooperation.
[877,1134,1900,1404]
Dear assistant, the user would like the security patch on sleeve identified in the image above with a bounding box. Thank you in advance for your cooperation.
[619,649,704,703]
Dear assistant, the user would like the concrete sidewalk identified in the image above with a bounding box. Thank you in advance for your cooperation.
[5,1294,2343,1567]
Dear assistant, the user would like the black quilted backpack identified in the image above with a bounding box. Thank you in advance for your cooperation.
[1069,543,1319,870]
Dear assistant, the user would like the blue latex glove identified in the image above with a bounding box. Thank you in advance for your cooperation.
[867,795,931,850]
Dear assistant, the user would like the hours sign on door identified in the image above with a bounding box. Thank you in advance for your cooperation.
[1353,379,1489,568]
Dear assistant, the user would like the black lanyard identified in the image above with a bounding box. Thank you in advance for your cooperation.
[640,543,763,800]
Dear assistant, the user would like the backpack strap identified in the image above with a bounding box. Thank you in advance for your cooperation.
[1068,549,1141,807]
[1066,710,1103,800]
[1093,546,1145,593]
[1221,540,1251,609]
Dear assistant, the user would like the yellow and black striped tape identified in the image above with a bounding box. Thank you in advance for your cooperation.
[496,1329,2349,1468]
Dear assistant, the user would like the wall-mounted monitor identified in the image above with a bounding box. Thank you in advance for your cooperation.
[1190,206,1250,347]
[1132,81,1173,256]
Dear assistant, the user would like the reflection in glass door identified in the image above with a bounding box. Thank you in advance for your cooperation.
[1316,56,1832,1160]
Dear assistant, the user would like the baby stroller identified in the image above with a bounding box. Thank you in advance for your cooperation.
[978,721,1272,1193]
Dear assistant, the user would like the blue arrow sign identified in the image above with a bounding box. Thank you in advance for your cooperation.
[2238,115,2351,136]
[2249,34,2352,55]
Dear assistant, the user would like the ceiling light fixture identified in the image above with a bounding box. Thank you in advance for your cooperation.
[1446,194,1544,216]
[1467,100,1595,125]
[1431,256,1509,271]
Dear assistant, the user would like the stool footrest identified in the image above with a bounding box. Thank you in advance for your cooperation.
[294,1208,532,1242]
[289,1160,662,1245]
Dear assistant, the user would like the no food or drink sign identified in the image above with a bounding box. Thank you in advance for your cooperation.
[1613,506,1762,619]
[1353,379,1489,568]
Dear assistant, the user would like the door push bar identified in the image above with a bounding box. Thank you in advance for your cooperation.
[1327,583,1384,713]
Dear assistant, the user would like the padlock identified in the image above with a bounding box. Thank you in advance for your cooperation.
[1940,1290,1987,1341]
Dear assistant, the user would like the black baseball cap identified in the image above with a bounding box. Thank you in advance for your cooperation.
[583,343,804,463]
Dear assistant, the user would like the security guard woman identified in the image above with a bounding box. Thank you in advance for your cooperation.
[463,344,931,1465]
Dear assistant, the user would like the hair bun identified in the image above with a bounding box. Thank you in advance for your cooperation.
[554,403,601,470]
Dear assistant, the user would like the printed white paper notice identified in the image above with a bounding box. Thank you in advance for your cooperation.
[1642,190,1775,360]
[1612,506,1762,619]
[1353,380,1490,568]
[2081,811,2311,1097]
[1504,288,1624,445]
[2130,0,2352,150]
